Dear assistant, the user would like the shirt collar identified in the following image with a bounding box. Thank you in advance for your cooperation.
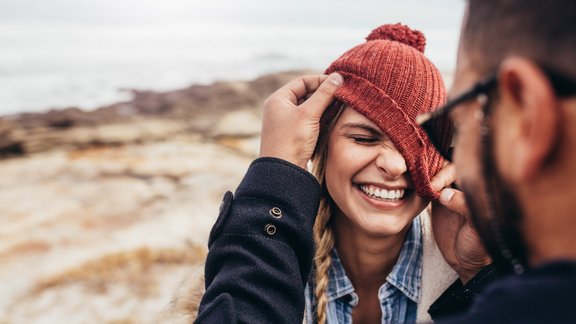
[326,249,356,302]
[326,216,423,303]
[385,216,422,303]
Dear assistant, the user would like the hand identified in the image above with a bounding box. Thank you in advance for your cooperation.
[259,73,343,169]
[430,164,492,284]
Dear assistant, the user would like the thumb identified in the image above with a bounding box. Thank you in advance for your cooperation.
[300,73,343,118]
[438,188,469,216]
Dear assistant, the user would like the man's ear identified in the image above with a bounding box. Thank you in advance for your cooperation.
[496,57,560,182]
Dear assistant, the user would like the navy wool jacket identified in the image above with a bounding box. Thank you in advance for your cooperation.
[196,158,321,323]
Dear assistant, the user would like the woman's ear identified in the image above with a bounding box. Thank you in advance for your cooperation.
[495,57,560,182]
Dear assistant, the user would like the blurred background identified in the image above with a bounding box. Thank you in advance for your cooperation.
[0,0,464,322]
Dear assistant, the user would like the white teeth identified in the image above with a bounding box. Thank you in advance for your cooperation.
[387,190,395,199]
[381,190,389,199]
[359,185,405,200]
[379,190,386,199]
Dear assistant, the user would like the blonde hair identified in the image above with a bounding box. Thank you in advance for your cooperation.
[311,102,346,324]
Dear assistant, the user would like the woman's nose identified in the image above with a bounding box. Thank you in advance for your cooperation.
[375,147,407,179]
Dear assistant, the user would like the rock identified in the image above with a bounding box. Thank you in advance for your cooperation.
[0,70,315,157]
[215,136,261,158]
[211,109,262,138]
[0,140,253,323]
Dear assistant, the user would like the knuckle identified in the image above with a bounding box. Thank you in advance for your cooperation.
[317,84,334,97]
[264,95,279,108]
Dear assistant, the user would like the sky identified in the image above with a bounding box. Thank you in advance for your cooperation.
[0,0,466,113]
[0,0,465,29]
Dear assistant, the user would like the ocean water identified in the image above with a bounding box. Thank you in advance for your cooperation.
[0,0,464,115]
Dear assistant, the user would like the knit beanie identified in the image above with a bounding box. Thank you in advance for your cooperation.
[325,23,452,200]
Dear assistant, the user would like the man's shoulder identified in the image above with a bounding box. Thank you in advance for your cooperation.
[480,260,576,298]
[442,261,576,323]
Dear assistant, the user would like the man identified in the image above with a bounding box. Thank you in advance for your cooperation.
[196,0,576,322]
[419,0,576,322]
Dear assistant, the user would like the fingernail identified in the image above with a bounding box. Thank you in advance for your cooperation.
[439,189,455,203]
[329,73,343,86]
[430,180,441,192]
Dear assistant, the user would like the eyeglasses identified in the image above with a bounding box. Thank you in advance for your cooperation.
[416,66,576,161]
[416,75,496,161]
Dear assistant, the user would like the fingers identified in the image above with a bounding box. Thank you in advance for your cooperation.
[259,73,342,169]
[432,163,468,216]
[274,75,328,105]
[299,73,343,117]
[267,73,342,111]
[430,163,456,192]
[438,188,469,216]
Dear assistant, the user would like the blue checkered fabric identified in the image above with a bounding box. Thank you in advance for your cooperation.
[305,217,423,323]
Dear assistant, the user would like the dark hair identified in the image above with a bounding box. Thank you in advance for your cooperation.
[463,0,576,76]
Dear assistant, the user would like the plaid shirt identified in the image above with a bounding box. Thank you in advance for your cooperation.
[305,217,423,324]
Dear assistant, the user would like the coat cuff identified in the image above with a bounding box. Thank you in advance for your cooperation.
[428,263,501,320]
[235,157,321,217]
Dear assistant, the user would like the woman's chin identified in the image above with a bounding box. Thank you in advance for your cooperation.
[356,217,414,238]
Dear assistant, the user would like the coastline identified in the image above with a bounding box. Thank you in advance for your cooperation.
[0,70,314,158]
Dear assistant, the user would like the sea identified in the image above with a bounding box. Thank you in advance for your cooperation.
[0,0,465,115]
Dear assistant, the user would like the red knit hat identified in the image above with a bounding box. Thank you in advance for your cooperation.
[325,23,452,200]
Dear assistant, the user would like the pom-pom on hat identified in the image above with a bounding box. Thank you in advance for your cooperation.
[325,23,452,200]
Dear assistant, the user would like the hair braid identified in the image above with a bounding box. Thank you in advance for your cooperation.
[310,102,346,324]
[313,196,335,324]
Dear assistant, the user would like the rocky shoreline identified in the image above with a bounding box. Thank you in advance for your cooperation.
[0,70,311,323]
[0,70,311,157]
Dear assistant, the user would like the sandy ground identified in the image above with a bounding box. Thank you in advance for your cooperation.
[0,136,255,323]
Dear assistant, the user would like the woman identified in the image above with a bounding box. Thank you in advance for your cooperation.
[305,23,456,323]
[182,24,456,323]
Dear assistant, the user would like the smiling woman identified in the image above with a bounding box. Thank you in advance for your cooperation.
[326,108,426,235]
[306,23,456,324]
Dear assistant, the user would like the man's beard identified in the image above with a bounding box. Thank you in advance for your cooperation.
[461,135,530,275]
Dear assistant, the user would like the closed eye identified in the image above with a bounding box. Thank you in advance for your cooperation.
[341,122,386,145]
[349,135,380,144]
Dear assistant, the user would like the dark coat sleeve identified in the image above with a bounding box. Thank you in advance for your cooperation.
[428,264,502,321]
[195,157,321,324]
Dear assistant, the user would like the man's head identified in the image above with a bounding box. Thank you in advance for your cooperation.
[461,0,576,77]
[446,0,576,272]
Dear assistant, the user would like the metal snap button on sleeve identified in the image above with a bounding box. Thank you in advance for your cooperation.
[269,207,282,218]
[265,224,277,235]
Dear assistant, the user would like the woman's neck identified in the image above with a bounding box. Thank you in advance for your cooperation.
[333,212,411,290]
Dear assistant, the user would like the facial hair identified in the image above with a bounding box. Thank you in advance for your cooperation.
[462,177,527,275]
[462,120,530,275]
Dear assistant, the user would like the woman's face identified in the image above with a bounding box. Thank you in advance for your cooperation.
[325,107,427,237]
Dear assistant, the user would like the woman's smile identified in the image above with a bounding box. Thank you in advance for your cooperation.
[354,182,414,210]
[359,184,405,200]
